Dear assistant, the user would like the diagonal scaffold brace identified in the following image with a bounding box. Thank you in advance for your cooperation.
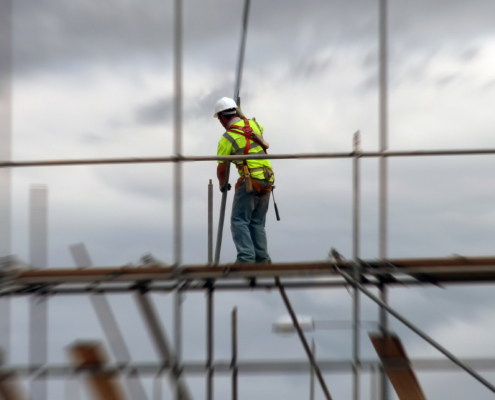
[334,266,495,394]
[275,277,333,400]
[213,0,251,265]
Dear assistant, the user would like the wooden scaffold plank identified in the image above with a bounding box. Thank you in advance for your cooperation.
[68,342,128,400]
[0,351,27,400]
[370,333,427,400]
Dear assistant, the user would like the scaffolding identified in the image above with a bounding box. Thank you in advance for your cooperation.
[1,0,495,399]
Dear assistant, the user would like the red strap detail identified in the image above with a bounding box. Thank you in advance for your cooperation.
[244,131,251,155]
[227,119,267,157]
[251,178,273,194]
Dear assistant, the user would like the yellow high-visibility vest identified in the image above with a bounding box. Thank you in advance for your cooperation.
[217,119,274,181]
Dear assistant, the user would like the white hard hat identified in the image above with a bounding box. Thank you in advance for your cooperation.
[213,97,237,118]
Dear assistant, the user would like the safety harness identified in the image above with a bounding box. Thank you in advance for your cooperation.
[227,119,273,194]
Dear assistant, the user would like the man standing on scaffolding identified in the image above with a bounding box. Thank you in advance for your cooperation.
[214,97,274,263]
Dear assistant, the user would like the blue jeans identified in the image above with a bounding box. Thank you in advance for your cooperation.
[231,180,271,263]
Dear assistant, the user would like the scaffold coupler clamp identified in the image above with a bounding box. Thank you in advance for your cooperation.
[222,263,232,276]
[0,255,31,285]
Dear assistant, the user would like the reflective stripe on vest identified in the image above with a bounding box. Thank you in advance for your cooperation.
[227,119,268,156]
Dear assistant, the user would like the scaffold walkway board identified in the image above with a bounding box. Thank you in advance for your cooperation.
[3,256,495,288]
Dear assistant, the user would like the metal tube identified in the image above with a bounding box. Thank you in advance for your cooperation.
[0,0,12,256]
[276,277,333,400]
[7,357,495,377]
[0,278,443,298]
[3,147,495,168]
[352,132,361,261]
[335,267,495,393]
[370,365,377,400]
[214,163,230,265]
[208,180,213,264]
[234,0,251,103]
[153,375,162,400]
[173,0,183,399]
[379,0,389,397]
[352,132,361,400]
[173,0,183,270]
[0,278,429,298]
[28,185,48,400]
[310,339,315,400]
[207,287,214,400]
[135,291,192,400]
[0,0,12,366]
[214,0,251,264]
[174,290,183,400]
[231,307,238,400]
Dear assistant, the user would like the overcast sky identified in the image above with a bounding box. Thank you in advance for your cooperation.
[2,0,495,399]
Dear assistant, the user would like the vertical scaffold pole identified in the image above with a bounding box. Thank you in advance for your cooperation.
[29,185,48,400]
[234,0,251,104]
[214,0,251,264]
[231,307,238,400]
[0,0,12,366]
[207,180,214,400]
[208,180,213,264]
[207,285,214,400]
[173,0,183,399]
[379,0,389,398]
[352,132,361,400]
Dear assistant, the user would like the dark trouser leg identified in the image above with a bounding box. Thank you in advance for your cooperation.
[249,182,271,263]
[231,182,256,263]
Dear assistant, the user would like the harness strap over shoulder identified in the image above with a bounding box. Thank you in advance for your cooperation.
[227,119,268,156]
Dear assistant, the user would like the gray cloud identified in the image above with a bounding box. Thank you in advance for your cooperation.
[133,81,235,128]
[80,132,105,144]
[436,74,458,87]
[460,46,480,61]
[289,54,333,79]
[12,0,495,76]
[135,96,173,125]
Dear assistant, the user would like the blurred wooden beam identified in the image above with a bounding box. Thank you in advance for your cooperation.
[0,350,27,400]
[370,334,427,400]
[0,375,28,400]
[68,342,127,400]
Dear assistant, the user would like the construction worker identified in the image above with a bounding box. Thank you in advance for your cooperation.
[214,97,274,263]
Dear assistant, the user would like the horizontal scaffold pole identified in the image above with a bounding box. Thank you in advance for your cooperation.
[1,148,495,168]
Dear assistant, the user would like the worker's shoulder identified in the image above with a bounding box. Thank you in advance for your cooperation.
[231,118,263,133]
[227,118,263,135]
[219,132,233,143]
[250,118,263,134]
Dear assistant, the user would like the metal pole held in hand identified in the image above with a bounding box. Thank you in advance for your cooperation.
[214,0,251,264]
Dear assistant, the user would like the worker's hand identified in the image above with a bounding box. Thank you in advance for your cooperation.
[220,183,231,192]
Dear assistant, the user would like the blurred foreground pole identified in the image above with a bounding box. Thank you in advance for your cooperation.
[231,307,237,400]
[208,180,213,264]
[29,185,48,400]
[352,132,361,400]
[173,0,184,399]
[0,0,12,364]
[309,339,315,400]
[208,179,214,399]
[379,0,390,399]
[214,0,251,264]
[134,292,192,400]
